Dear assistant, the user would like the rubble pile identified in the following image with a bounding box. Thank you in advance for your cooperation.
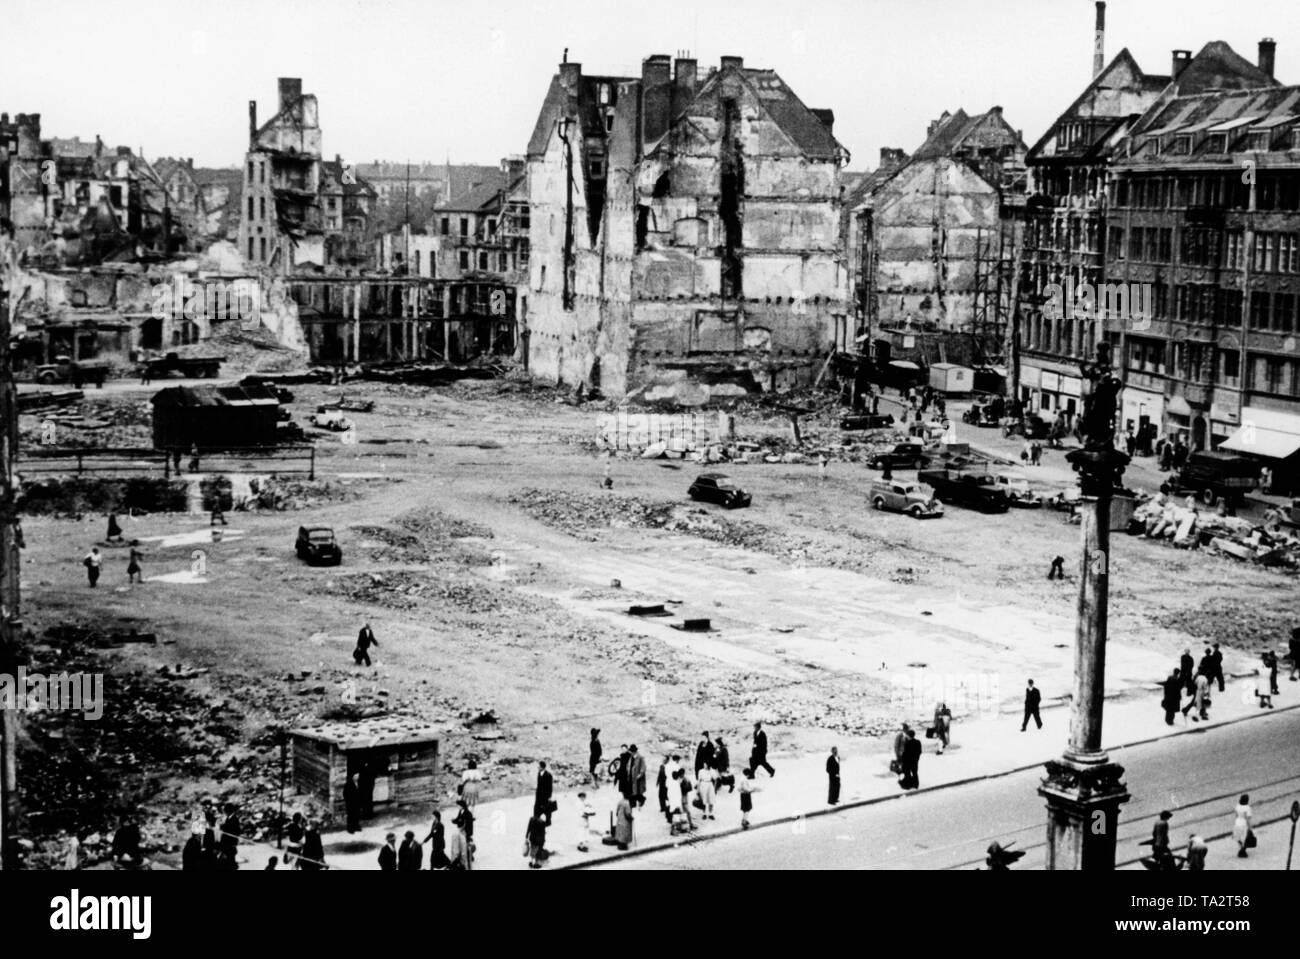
[1154,599,1297,648]
[1128,493,1300,570]
[19,396,154,449]
[312,569,514,614]
[246,476,376,511]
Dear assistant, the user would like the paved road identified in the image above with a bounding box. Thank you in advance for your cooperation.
[592,708,1300,869]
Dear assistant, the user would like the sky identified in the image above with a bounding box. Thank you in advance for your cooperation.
[4,0,1297,171]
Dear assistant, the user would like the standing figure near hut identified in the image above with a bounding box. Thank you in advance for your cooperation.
[106,512,124,544]
[344,772,361,833]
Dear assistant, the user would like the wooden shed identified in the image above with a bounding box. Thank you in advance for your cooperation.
[290,716,440,817]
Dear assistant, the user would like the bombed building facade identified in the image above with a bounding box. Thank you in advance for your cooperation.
[525,54,848,400]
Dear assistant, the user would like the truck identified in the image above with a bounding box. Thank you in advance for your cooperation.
[1159,451,1260,507]
[141,351,225,380]
[917,468,1011,513]
[29,355,110,388]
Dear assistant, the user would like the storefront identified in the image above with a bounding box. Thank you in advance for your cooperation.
[1121,386,1163,453]
[1219,406,1300,496]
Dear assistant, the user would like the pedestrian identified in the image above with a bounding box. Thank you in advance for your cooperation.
[1185,834,1208,871]
[458,759,483,808]
[665,767,685,832]
[140,362,151,387]
[344,772,361,833]
[614,794,634,850]
[697,762,717,819]
[1150,810,1175,870]
[1047,555,1065,580]
[182,823,203,871]
[750,721,775,777]
[1182,671,1210,722]
[932,702,952,754]
[657,754,671,819]
[1232,795,1254,859]
[826,746,841,805]
[106,512,124,544]
[219,803,242,870]
[1031,440,1043,466]
[83,547,102,587]
[818,452,828,480]
[892,723,910,775]
[1022,679,1042,731]
[881,459,893,481]
[423,810,448,870]
[577,791,596,835]
[1125,431,1136,456]
[629,744,647,807]
[378,832,398,871]
[452,800,475,842]
[398,830,423,871]
[694,731,715,778]
[899,727,921,790]
[210,506,227,527]
[284,812,305,868]
[170,449,182,475]
[299,821,325,871]
[588,728,602,784]
[265,856,279,871]
[201,807,219,870]
[1197,646,1214,683]
[713,737,734,792]
[448,814,472,871]
[675,768,697,832]
[353,621,378,667]
[127,540,144,584]
[534,760,554,824]
[1291,627,1300,682]
[1180,648,1196,695]
[1161,669,1183,726]
[739,768,759,829]
[1262,650,1280,697]
[188,443,200,474]
[612,743,630,796]
[1209,642,1225,693]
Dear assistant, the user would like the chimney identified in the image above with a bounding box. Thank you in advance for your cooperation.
[720,55,744,72]
[641,54,673,146]
[248,100,257,142]
[278,77,302,112]
[1172,50,1192,81]
[95,134,104,157]
[811,109,835,135]
[674,56,698,113]
[1259,38,1276,79]
[1093,1,1106,79]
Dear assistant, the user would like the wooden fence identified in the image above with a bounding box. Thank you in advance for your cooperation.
[18,445,316,479]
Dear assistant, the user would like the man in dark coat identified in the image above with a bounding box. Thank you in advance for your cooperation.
[900,729,922,790]
[353,622,378,667]
[613,743,631,797]
[1021,679,1042,731]
[629,743,650,805]
[398,831,422,871]
[588,728,603,783]
[826,747,841,805]
[534,760,554,824]
[1149,810,1175,869]
[1180,649,1196,695]
[378,833,397,871]
[713,737,733,792]
[219,804,241,869]
[1209,642,1225,692]
[750,721,775,777]
[1197,647,1214,683]
[1161,669,1183,726]
[694,732,715,777]
[344,772,361,833]
[1289,627,1300,681]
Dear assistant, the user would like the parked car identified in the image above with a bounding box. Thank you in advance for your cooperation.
[993,471,1042,507]
[840,413,895,431]
[867,442,931,471]
[1002,413,1052,440]
[310,410,354,432]
[688,473,751,509]
[869,480,944,518]
[296,526,342,565]
[917,468,1010,513]
[1160,451,1260,506]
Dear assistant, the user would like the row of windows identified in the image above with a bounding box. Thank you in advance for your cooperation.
[456,249,515,273]
[1109,226,1300,273]
[1112,173,1300,212]
[246,159,267,185]
[246,237,268,262]
[247,195,267,221]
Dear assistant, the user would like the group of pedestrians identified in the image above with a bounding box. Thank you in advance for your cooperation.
[1145,796,1256,870]
[80,513,146,587]
[1160,644,1226,725]
[374,806,475,871]
[180,802,255,871]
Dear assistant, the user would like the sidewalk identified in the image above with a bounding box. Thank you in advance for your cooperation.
[1121,811,1300,871]
[309,675,1298,870]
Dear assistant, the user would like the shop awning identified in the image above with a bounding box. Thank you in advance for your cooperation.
[1166,396,1192,417]
[1219,425,1300,459]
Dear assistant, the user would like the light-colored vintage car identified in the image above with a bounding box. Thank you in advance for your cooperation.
[869,480,944,518]
[994,471,1042,507]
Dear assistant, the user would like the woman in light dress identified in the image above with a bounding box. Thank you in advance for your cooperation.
[1232,794,1253,859]
[459,759,484,808]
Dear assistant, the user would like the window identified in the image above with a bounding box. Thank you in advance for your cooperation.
[248,237,255,260]
[459,250,469,270]
[499,252,509,272]
[260,162,266,184]
[1274,292,1294,332]
[259,237,267,261]
[259,196,266,220]
[588,155,605,179]
[1221,348,1240,383]
[1109,226,1125,257]
[247,161,254,180]
[1224,231,1243,269]
[414,251,421,273]
[1250,291,1270,329]
[459,217,469,237]
[440,216,449,236]
[1205,133,1228,154]
[248,196,255,219]
[606,112,615,132]
[1159,228,1172,262]
[478,251,488,270]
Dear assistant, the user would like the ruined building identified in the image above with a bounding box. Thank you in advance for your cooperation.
[525,53,848,400]
[848,105,1027,354]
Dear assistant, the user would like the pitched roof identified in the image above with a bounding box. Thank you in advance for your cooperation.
[437,172,510,212]
[738,68,842,159]
[1173,40,1279,94]
[1119,84,1300,163]
[914,107,1025,160]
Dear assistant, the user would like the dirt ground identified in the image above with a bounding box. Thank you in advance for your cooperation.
[11,373,1297,866]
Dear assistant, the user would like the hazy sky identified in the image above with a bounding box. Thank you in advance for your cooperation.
[4,0,1296,171]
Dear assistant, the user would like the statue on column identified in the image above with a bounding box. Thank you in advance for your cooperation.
[1067,341,1129,495]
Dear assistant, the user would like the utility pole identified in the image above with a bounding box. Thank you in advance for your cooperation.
[1039,340,1131,869]
[1238,154,1257,435]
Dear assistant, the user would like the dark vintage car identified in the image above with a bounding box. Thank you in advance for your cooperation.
[917,468,1011,513]
[840,413,896,431]
[296,526,342,565]
[867,442,931,471]
[688,473,752,509]
[1002,413,1053,440]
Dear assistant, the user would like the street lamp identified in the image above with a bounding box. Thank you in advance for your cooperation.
[1039,340,1132,869]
